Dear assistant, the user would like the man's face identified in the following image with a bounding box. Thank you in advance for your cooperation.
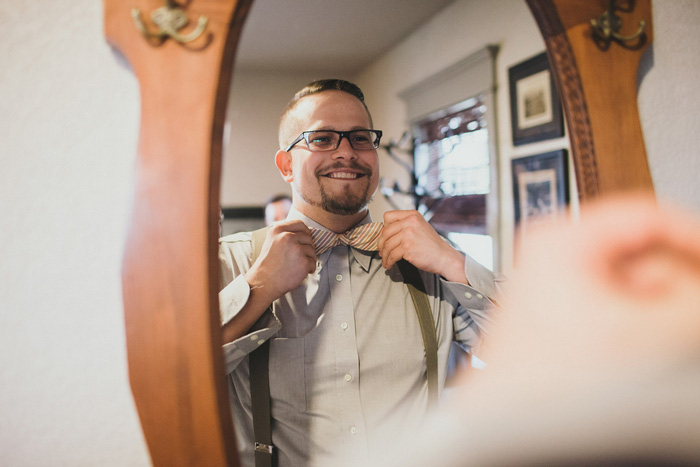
[280,91,379,218]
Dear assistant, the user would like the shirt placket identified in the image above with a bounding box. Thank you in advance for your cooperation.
[326,246,368,455]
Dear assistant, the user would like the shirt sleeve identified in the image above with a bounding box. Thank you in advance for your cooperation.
[222,320,281,375]
[219,234,282,373]
[441,252,505,357]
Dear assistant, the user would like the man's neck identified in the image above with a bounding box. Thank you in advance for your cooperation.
[297,204,369,233]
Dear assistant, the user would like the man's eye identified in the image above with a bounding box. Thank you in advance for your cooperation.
[309,132,336,145]
[350,131,374,145]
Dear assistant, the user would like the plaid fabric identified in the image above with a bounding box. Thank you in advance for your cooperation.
[311,222,384,255]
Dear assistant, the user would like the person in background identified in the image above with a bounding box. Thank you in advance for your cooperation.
[264,193,292,226]
[218,79,502,466]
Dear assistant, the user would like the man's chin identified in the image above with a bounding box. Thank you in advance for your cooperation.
[321,192,370,216]
[322,200,368,216]
[306,177,378,215]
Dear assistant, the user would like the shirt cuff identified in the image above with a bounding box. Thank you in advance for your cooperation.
[219,274,252,325]
[222,323,282,374]
[219,274,284,372]
[462,253,503,300]
[442,280,494,310]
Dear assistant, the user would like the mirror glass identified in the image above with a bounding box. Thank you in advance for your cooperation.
[220,0,571,274]
[217,0,570,462]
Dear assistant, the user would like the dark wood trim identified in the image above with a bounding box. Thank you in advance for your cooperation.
[526,0,600,199]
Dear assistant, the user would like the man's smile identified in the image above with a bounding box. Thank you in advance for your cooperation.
[317,162,371,181]
[324,170,364,180]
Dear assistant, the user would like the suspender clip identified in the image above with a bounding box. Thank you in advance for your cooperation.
[255,442,274,454]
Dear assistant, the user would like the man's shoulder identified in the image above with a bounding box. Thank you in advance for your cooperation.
[219,230,253,245]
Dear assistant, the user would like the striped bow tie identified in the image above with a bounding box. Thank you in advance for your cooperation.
[311,222,384,255]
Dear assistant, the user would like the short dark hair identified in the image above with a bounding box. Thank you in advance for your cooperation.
[278,79,373,149]
[265,193,291,206]
[287,79,367,107]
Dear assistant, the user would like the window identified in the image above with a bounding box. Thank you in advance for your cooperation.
[413,97,494,270]
[399,46,500,271]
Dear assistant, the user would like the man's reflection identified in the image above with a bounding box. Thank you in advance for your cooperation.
[218,79,501,466]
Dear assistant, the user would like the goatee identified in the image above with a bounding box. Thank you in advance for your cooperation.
[319,182,373,215]
[304,161,375,215]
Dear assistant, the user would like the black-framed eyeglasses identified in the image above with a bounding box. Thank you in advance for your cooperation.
[285,129,383,152]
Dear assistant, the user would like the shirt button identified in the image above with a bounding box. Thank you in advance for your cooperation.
[336,274,343,282]
[341,322,348,330]
[350,426,358,435]
[344,373,352,382]
[465,292,473,299]
[477,293,484,299]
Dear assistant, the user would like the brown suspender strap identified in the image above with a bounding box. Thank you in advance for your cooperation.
[250,228,274,467]
[248,229,438,467]
[250,340,273,467]
[397,259,439,407]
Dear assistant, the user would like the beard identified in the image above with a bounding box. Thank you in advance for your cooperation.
[319,179,374,215]
[299,161,376,215]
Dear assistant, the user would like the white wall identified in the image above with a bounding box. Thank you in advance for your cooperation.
[1,0,699,465]
[0,1,150,465]
[221,71,320,206]
[639,0,700,213]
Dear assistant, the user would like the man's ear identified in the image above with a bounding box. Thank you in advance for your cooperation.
[275,150,294,182]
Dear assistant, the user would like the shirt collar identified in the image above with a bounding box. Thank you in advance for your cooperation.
[285,206,372,228]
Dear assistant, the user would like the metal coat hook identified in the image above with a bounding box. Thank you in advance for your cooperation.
[132,0,208,44]
[591,0,646,49]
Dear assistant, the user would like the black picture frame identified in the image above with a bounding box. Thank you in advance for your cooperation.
[511,150,569,226]
[508,52,564,146]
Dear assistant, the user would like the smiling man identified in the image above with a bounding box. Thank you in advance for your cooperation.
[218,79,501,466]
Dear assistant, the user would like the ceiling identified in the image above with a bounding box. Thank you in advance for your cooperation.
[234,0,457,75]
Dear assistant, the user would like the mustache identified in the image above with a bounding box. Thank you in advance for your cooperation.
[316,161,372,177]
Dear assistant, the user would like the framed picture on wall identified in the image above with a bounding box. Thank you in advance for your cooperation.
[511,150,569,228]
[508,52,564,145]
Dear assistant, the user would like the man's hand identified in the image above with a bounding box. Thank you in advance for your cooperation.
[378,210,468,284]
[223,220,316,344]
[245,220,317,305]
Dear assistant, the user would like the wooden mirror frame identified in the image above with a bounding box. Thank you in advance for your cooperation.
[104,0,653,464]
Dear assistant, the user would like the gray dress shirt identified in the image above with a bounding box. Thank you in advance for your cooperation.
[219,208,501,466]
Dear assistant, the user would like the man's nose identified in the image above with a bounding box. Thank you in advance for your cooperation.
[332,135,357,158]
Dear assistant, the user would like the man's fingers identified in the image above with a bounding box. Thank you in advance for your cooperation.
[379,210,426,270]
[379,231,403,269]
[301,244,318,273]
[269,220,314,247]
[272,219,312,234]
[383,209,415,224]
[382,210,425,240]
[382,248,404,271]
